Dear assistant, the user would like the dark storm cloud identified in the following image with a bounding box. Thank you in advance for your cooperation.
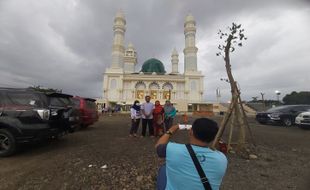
[0,0,309,101]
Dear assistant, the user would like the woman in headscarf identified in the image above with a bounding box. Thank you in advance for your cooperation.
[153,100,164,137]
[164,100,176,131]
[130,100,141,137]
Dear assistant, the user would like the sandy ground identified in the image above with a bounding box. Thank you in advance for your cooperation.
[0,114,309,190]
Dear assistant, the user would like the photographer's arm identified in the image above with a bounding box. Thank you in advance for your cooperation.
[155,125,179,149]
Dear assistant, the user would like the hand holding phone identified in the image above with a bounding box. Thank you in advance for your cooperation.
[178,124,192,130]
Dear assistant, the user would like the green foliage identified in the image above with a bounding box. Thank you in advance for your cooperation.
[248,99,282,106]
[283,91,310,105]
[216,22,247,58]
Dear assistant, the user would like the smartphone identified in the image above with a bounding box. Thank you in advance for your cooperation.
[178,124,192,130]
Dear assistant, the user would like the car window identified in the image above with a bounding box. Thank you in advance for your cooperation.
[59,97,73,106]
[49,97,65,107]
[85,100,96,109]
[0,93,4,107]
[72,99,80,108]
[4,92,44,107]
[267,106,290,112]
[0,94,4,109]
[289,106,310,112]
[300,106,310,111]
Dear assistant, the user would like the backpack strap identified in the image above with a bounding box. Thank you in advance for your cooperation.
[186,144,212,190]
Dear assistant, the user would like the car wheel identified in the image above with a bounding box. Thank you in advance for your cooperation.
[282,118,293,127]
[0,129,16,157]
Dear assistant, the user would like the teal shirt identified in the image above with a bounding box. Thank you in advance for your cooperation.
[165,142,227,190]
[164,106,176,118]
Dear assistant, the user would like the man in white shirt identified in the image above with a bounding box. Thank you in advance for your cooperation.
[141,95,155,137]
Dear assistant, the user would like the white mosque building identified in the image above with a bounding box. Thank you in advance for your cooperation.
[100,11,211,112]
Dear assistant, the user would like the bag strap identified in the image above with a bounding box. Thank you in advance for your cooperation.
[186,144,212,190]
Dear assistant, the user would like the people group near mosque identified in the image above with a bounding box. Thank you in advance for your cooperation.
[130,95,227,190]
[129,95,176,137]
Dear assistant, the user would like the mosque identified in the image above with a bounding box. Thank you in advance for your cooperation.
[100,11,211,112]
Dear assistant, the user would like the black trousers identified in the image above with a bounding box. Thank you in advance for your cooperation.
[130,119,140,134]
[142,118,154,136]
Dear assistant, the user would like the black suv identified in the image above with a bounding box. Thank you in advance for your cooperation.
[256,105,310,126]
[0,88,72,156]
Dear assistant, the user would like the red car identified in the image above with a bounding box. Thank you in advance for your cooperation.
[73,97,98,128]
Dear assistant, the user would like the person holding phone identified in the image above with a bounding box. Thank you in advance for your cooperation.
[155,118,227,190]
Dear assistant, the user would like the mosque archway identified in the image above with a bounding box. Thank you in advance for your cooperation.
[162,82,173,100]
[135,81,146,99]
[149,82,160,99]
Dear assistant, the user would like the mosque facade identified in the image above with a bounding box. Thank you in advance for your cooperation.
[101,11,207,112]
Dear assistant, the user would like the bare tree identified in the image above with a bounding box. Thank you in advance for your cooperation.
[212,23,255,155]
[260,92,266,110]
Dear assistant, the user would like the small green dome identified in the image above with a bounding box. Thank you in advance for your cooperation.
[140,58,166,74]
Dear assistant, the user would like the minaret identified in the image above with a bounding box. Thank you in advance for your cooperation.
[171,48,179,73]
[111,11,126,69]
[183,14,198,73]
[124,43,137,73]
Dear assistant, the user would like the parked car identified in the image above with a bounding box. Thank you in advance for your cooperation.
[295,111,310,129]
[45,92,80,132]
[256,105,310,126]
[73,97,98,128]
[0,88,70,156]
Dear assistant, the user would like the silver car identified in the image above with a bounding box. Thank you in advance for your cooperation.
[295,111,310,129]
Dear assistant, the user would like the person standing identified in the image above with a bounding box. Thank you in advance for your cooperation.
[141,95,155,137]
[155,118,227,190]
[164,100,176,131]
[153,100,164,137]
[130,100,141,137]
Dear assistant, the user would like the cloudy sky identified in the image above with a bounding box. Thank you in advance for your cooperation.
[0,0,309,102]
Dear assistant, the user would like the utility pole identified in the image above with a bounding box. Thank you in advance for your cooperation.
[275,90,281,105]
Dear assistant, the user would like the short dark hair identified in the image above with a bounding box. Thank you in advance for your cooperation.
[192,118,219,143]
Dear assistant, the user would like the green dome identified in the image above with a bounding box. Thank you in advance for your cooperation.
[140,58,166,74]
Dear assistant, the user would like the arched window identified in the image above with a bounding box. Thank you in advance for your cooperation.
[162,82,173,100]
[149,82,160,99]
[162,82,173,90]
[149,82,160,89]
[135,81,146,99]
[135,81,146,89]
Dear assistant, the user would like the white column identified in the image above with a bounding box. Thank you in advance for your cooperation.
[183,14,198,73]
[171,48,179,73]
[111,11,126,69]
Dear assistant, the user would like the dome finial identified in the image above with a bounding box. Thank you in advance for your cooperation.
[115,9,125,19]
[127,42,134,50]
[185,13,195,23]
[172,48,178,55]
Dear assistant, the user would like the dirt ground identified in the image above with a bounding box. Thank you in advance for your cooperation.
[0,114,309,190]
